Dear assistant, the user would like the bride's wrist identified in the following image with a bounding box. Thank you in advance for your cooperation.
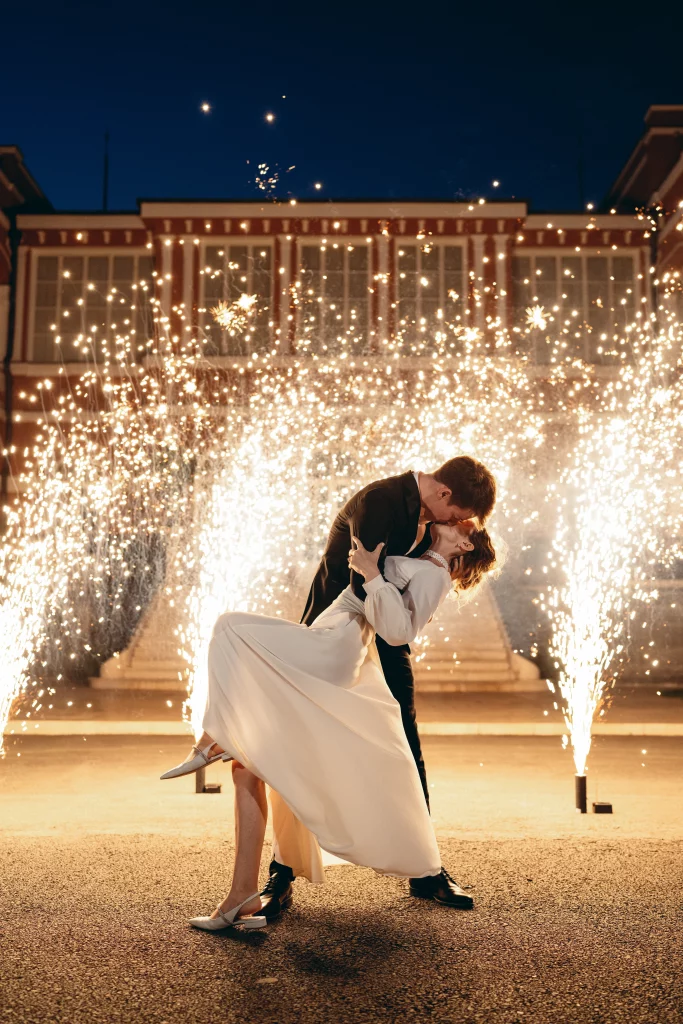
[362,567,381,582]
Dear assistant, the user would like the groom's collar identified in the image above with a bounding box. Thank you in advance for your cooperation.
[402,470,421,526]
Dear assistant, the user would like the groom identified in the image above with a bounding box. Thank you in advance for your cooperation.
[260,455,496,917]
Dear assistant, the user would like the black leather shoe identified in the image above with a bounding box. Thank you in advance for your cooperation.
[259,859,294,921]
[409,868,474,909]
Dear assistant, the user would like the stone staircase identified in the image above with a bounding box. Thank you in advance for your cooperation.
[90,587,187,691]
[91,579,542,693]
[412,582,542,692]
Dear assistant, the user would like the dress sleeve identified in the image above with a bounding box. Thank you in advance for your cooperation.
[362,564,451,646]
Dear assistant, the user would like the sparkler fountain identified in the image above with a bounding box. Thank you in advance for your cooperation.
[541,312,683,809]
[0,284,544,752]
[1,250,680,830]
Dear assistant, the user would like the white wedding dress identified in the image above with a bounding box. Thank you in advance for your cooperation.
[202,556,451,883]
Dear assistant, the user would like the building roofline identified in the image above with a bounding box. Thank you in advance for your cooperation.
[138,198,529,219]
[17,213,144,229]
[0,145,52,210]
[525,212,642,229]
[135,195,527,205]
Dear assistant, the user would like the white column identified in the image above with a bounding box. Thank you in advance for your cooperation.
[0,284,9,362]
[376,234,390,342]
[159,236,174,328]
[181,238,194,336]
[13,247,28,359]
[494,234,509,330]
[641,244,653,316]
[472,236,486,331]
[278,235,292,345]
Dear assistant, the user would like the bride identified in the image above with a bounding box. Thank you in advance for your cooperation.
[161,521,496,931]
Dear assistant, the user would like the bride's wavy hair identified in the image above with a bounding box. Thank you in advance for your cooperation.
[450,527,497,593]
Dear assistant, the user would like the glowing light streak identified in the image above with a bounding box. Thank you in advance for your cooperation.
[1,237,681,797]
[543,321,683,774]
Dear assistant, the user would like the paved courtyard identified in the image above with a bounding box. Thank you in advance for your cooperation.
[0,734,681,1023]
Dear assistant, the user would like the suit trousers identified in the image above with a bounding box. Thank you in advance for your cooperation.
[375,635,430,811]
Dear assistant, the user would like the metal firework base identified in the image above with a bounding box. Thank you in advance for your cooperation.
[575,774,587,813]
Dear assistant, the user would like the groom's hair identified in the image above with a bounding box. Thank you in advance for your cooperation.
[433,456,496,522]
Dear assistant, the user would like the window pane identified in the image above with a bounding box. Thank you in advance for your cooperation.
[134,256,154,353]
[226,246,248,303]
[33,255,60,361]
[34,308,55,333]
[85,256,108,360]
[443,246,464,320]
[348,246,367,272]
[535,256,557,307]
[444,246,463,272]
[587,256,609,333]
[37,256,58,281]
[33,334,60,362]
[397,246,417,299]
[560,256,582,312]
[298,246,322,351]
[612,256,633,281]
[35,281,58,307]
[301,246,320,272]
[421,247,439,274]
[250,247,273,351]
[348,247,368,300]
[512,256,532,326]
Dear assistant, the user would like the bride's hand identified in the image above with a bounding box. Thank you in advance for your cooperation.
[349,536,384,582]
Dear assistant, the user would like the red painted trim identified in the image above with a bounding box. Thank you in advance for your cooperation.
[192,243,200,334]
[387,235,395,340]
[172,242,183,310]
[20,249,32,361]
[20,229,149,248]
[288,239,297,353]
[370,237,379,352]
[272,236,280,330]
[484,235,496,322]
[466,236,474,319]
[504,235,514,328]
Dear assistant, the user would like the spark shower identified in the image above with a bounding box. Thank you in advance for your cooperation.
[1,281,682,787]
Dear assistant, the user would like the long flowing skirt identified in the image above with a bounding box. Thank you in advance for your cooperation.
[202,606,441,882]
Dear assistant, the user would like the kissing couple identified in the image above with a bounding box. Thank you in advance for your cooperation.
[162,455,497,931]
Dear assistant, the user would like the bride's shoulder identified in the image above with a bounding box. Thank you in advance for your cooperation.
[404,557,452,593]
[386,555,437,582]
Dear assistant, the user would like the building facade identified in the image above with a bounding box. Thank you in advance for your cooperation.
[11,202,650,365]
[2,104,683,496]
[607,104,683,305]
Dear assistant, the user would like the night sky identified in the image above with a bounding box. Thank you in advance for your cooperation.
[3,0,683,213]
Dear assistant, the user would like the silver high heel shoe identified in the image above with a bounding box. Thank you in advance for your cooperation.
[160,740,233,780]
[189,892,267,931]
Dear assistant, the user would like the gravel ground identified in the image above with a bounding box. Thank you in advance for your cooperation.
[1,736,682,1024]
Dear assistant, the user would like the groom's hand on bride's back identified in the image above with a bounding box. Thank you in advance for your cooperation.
[349,536,384,582]
[348,489,392,566]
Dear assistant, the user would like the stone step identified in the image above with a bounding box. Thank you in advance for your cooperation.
[416,659,516,673]
[415,670,518,683]
[417,678,547,693]
[417,655,511,663]
[90,577,534,693]
[99,661,183,678]
[90,676,187,691]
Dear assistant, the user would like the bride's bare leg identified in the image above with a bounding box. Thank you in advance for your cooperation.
[211,761,267,920]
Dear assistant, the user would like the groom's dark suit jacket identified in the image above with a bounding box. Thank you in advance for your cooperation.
[300,470,433,807]
[301,471,432,627]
